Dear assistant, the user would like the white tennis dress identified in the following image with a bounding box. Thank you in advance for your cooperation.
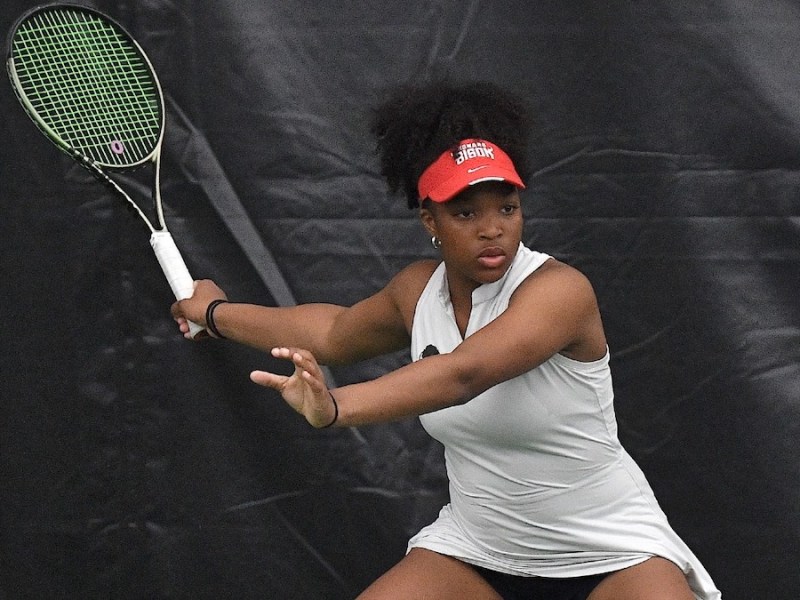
[407,244,721,599]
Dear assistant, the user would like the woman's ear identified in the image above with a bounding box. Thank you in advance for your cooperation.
[419,206,437,238]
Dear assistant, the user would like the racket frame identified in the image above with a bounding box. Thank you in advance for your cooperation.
[6,4,203,336]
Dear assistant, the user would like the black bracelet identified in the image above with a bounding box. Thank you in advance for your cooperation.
[321,391,339,428]
[205,299,229,339]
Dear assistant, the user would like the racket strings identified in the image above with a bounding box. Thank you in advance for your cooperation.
[19,14,157,142]
[11,8,162,166]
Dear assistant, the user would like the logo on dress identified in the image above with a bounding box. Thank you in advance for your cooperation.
[419,344,440,359]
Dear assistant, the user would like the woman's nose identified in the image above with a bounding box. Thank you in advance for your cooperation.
[478,215,503,239]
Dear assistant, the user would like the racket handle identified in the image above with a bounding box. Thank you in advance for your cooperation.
[149,231,205,338]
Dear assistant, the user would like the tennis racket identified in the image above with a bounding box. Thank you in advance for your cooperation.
[6,3,204,337]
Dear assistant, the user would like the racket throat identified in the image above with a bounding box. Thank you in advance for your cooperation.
[75,156,157,234]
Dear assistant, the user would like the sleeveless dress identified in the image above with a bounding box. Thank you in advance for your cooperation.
[406,243,721,599]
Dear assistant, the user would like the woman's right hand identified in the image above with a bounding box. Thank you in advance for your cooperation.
[171,279,228,339]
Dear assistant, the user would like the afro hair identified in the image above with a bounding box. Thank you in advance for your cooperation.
[370,80,532,209]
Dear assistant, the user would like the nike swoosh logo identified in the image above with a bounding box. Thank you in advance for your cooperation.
[467,166,489,173]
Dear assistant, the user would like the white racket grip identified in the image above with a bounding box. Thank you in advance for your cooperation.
[149,231,204,338]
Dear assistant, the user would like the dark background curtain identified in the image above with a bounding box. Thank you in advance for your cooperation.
[1,1,798,598]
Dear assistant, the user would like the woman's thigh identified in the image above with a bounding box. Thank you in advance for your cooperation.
[356,548,502,600]
[588,557,695,600]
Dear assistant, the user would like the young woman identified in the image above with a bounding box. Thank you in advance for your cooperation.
[172,81,721,600]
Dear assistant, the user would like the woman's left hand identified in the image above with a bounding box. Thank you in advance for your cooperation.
[250,347,338,428]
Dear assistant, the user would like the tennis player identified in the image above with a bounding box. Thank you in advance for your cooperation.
[172,81,721,600]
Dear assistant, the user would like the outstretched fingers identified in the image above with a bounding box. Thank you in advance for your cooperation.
[249,347,319,391]
[281,347,326,392]
[249,369,288,390]
[251,347,335,428]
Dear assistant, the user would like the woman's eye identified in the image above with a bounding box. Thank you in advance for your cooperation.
[502,205,518,215]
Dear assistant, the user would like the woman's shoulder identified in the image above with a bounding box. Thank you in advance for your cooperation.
[390,259,441,295]
[509,257,600,321]
[385,259,440,321]
[397,258,441,281]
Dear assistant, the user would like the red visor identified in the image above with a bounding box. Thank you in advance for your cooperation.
[417,138,525,203]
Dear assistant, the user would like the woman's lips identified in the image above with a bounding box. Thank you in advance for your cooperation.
[477,247,506,268]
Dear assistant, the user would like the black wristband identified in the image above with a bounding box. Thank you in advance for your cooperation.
[205,299,229,339]
[321,391,339,428]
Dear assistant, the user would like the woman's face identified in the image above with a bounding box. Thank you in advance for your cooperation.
[420,181,523,294]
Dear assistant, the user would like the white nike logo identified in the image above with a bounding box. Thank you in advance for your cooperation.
[467,166,489,173]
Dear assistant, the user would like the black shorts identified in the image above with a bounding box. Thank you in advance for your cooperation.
[472,565,611,600]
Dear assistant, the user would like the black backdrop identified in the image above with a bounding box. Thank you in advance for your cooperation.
[1,1,798,598]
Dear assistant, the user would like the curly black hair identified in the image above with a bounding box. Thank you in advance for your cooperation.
[370,80,532,209]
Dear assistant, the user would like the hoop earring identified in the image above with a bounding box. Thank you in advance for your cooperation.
[431,236,442,249]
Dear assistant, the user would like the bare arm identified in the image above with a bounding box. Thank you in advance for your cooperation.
[254,260,608,427]
[172,260,436,365]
